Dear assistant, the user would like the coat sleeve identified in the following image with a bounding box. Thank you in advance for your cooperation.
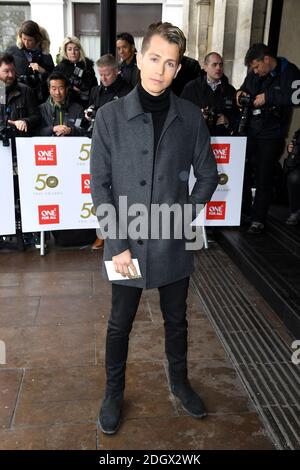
[90,108,130,257]
[189,118,218,217]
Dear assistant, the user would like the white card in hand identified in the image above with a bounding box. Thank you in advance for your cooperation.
[104,258,142,281]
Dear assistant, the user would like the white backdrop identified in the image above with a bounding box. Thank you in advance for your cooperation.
[0,145,15,236]
[17,138,98,232]
[16,136,246,232]
[189,137,247,226]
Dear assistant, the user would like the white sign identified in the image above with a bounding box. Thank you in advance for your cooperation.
[0,145,16,235]
[190,137,247,226]
[17,137,98,232]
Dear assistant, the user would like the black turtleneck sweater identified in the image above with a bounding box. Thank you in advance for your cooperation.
[137,82,170,156]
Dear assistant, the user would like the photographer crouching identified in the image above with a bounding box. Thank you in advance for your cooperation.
[237,43,300,234]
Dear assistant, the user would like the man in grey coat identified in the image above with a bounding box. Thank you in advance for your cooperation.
[90,22,218,435]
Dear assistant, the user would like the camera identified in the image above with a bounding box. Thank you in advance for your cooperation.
[69,66,84,89]
[85,104,97,120]
[202,106,217,132]
[0,125,15,147]
[237,93,253,135]
[284,131,300,173]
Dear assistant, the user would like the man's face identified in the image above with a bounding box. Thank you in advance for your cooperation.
[0,61,16,86]
[21,33,37,50]
[98,65,118,87]
[49,79,67,104]
[204,54,223,81]
[137,34,181,96]
[250,56,272,76]
[116,39,135,63]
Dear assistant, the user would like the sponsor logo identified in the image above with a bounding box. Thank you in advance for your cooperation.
[206,201,226,220]
[212,143,230,164]
[218,173,229,185]
[35,145,57,166]
[38,205,60,224]
[81,174,91,194]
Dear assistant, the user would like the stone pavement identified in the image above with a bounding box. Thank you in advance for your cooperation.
[0,243,280,450]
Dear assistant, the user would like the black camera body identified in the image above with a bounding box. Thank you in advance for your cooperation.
[86,104,97,120]
[69,66,84,89]
[284,131,300,173]
[202,106,218,132]
[237,93,253,135]
[0,125,15,147]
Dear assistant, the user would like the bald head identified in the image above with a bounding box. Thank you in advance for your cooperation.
[204,52,223,82]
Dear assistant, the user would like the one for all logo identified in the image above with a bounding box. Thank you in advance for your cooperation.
[38,205,60,224]
[34,145,57,166]
[211,143,230,164]
[206,201,226,220]
[81,174,91,194]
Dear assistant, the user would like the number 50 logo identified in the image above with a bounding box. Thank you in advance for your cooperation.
[79,143,91,161]
[80,202,96,219]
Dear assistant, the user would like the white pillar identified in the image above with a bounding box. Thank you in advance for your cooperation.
[211,0,227,55]
[231,0,254,89]
[263,0,273,44]
[30,0,65,61]
[162,0,184,29]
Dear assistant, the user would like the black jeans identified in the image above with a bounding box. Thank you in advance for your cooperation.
[105,277,190,394]
[242,137,285,223]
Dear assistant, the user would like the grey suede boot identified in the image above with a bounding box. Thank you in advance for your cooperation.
[98,392,124,434]
[171,379,207,418]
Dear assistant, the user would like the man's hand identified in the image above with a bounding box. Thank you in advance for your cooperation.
[253,93,266,108]
[29,63,46,74]
[53,125,71,136]
[287,143,294,153]
[236,90,247,107]
[216,113,229,126]
[7,119,27,132]
[112,249,138,278]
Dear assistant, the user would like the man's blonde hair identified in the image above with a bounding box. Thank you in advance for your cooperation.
[141,22,186,63]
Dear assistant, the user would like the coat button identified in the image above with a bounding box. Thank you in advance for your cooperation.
[142,149,149,154]
[137,240,143,245]
[140,180,147,186]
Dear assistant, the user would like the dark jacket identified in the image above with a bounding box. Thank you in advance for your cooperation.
[0,81,40,136]
[6,45,54,103]
[54,57,98,107]
[119,55,139,88]
[38,96,86,136]
[181,74,239,136]
[90,86,218,289]
[239,57,300,139]
[172,55,203,96]
[88,75,132,109]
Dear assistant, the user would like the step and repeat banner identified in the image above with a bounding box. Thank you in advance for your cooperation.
[0,136,247,234]
[0,145,15,236]
[189,136,247,226]
[17,138,98,232]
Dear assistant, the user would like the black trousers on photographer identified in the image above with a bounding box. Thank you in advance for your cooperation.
[242,137,285,223]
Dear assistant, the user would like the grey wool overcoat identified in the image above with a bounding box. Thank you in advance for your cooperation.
[90,86,218,289]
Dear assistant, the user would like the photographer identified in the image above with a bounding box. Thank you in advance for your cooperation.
[116,32,139,88]
[181,52,238,136]
[54,36,97,107]
[85,54,132,124]
[237,43,300,234]
[284,128,300,225]
[6,20,54,104]
[37,72,85,137]
[0,53,40,137]
[84,54,132,250]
